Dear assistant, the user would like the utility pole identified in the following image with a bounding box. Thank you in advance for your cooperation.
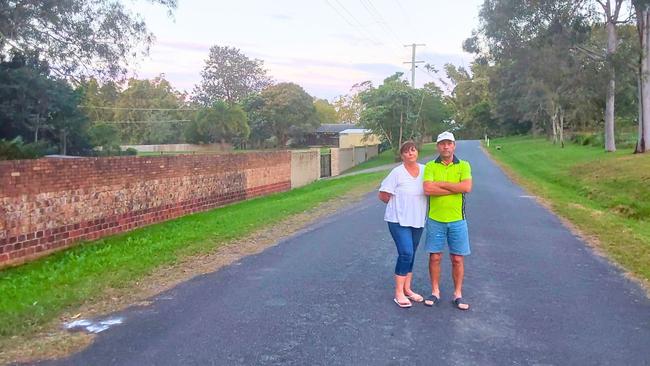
[403,43,425,87]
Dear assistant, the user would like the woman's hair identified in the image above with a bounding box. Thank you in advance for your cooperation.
[399,141,417,155]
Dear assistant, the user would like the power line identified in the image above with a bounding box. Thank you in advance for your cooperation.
[323,0,384,47]
[94,120,192,124]
[358,0,402,44]
[80,106,199,111]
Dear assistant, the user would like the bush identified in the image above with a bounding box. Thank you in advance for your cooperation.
[124,147,138,156]
[0,137,46,160]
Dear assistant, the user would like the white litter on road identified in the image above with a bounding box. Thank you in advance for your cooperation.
[64,316,124,333]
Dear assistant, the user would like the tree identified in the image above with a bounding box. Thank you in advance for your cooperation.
[193,46,273,106]
[184,101,249,144]
[0,53,90,154]
[359,73,419,155]
[634,0,650,152]
[314,99,338,124]
[0,0,176,79]
[253,83,318,147]
[88,123,121,155]
[595,0,628,152]
[333,92,365,124]
[109,76,188,144]
[413,83,453,145]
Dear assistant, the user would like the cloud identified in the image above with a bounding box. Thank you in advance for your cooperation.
[270,13,292,21]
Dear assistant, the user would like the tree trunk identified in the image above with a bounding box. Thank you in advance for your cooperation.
[637,6,650,153]
[34,113,40,142]
[398,110,404,148]
[61,130,67,155]
[551,105,558,144]
[559,107,564,148]
[605,20,617,152]
[637,73,645,153]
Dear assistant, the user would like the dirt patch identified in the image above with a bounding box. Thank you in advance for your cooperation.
[0,182,379,365]
[481,145,650,298]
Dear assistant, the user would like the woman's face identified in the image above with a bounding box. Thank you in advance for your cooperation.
[401,146,418,163]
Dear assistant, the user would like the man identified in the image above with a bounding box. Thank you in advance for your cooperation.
[422,131,472,310]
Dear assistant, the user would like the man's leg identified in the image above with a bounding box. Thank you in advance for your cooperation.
[448,220,471,310]
[428,253,442,298]
[450,255,466,299]
[424,219,444,306]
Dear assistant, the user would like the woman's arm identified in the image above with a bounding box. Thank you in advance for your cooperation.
[378,191,392,203]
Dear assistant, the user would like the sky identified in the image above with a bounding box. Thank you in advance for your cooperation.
[129,0,484,100]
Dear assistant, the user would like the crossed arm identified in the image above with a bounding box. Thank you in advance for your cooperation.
[423,179,472,196]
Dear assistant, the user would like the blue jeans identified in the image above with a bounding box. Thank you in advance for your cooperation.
[387,222,424,276]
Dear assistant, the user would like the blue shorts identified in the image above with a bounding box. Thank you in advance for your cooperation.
[425,218,471,256]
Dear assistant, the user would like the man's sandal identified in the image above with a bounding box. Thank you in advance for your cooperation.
[424,294,440,307]
[453,297,470,310]
[406,292,424,303]
[393,298,412,308]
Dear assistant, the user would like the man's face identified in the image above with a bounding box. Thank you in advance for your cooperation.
[437,140,455,159]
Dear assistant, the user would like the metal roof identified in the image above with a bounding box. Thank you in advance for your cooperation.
[314,124,357,133]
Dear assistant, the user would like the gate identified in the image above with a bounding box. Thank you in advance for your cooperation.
[320,153,331,178]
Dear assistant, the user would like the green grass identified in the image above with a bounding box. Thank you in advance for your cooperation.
[344,143,438,173]
[486,136,650,284]
[0,172,384,338]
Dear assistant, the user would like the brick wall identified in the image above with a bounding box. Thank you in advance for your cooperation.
[0,151,290,267]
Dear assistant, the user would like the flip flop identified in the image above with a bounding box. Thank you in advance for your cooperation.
[453,297,470,310]
[424,294,440,307]
[393,298,412,308]
[406,292,424,303]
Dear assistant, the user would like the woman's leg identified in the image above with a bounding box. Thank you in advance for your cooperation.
[404,227,424,299]
[387,222,414,303]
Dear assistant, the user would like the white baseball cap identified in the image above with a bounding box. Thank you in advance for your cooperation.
[436,131,455,143]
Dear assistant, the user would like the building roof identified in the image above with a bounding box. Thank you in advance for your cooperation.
[315,124,357,133]
[339,129,372,134]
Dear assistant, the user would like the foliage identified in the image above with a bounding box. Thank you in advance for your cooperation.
[249,83,319,147]
[333,92,364,124]
[359,73,450,153]
[184,101,250,144]
[0,0,176,80]
[452,0,641,147]
[88,123,121,155]
[0,137,46,160]
[112,77,188,144]
[0,53,91,155]
[193,45,272,106]
[314,99,338,124]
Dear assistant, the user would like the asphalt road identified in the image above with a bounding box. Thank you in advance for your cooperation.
[43,140,650,366]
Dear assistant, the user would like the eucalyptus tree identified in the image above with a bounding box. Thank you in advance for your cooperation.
[193,46,272,106]
[0,0,176,80]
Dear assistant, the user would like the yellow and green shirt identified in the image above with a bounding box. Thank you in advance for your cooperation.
[423,155,472,223]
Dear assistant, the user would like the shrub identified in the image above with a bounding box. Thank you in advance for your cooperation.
[0,137,46,160]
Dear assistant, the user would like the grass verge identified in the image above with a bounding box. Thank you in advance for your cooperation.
[344,142,437,173]
[0,172,385,339]
[485,136,650,287]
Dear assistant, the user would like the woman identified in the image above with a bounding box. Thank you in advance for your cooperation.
[378,141,428,308]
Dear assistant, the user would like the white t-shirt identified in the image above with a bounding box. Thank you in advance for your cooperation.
[379,163,428,228]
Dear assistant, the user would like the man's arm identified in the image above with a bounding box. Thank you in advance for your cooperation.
[423,181,455,196]
[435,179,472,194]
